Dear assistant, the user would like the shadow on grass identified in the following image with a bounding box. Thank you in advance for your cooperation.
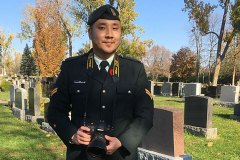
[214,113,231,120]
[166,99,184,103]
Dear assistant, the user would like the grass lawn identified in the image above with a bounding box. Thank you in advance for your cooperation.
[154,96,240,160]
[0,105,66,160]
[0,96,240,159]
[0,91,10,101]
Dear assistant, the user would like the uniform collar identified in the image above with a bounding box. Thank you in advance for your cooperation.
[94,53,115,71]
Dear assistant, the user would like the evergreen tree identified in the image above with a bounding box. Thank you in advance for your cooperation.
[20,44,37,76]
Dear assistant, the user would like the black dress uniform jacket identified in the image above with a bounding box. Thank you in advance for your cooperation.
[47,52,154,160]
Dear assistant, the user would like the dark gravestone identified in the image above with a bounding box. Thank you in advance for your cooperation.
[184,96,213,128]
[172,82,183,97]
[230,104,240,120]
[216,85,222,98]
[161,82,172,96]
[154,85,161,95]
[142,107,184,157]
[28,87,41,116]
[206,86,218,98]
[172,83,179,96]
[201,87,207,95]
[44,102,50,122]
[234,104,240,116]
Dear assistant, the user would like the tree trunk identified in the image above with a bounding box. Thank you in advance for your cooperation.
[232,63,236,86]
[69,36,72,57]
[196,59,200,82]
[211,0,230,86]
[212,56,221,86]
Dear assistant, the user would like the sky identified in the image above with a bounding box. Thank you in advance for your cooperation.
[0,0,219,54]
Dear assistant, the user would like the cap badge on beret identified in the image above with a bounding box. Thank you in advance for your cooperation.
[110,8,117,16]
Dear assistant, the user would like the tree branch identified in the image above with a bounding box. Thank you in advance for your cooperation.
[220,31,234,61]
[205,31,220,40]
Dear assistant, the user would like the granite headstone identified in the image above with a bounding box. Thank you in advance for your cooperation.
[141,107,184,157]
[220,86,239,103]
[184,96,213,128]
[161,82,172,96]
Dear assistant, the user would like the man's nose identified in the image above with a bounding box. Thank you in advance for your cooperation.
[105,27,113,38]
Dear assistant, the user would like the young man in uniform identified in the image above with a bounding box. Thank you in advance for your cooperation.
[47,4,153,160]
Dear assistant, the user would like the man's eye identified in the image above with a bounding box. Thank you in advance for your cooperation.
[113,27,119,30]
[98,26,105,30]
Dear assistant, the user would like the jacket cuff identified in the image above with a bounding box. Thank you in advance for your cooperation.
[118,145,130,158]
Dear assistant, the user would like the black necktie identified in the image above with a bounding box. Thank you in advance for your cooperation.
[99,61,109,81]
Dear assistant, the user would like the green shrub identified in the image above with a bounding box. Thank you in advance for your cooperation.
[0,80,12,92]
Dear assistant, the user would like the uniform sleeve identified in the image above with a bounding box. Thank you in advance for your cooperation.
[47,61,77,146]
[118,63,154,157]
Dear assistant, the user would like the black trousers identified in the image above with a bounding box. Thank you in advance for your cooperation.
[66,145,137,160]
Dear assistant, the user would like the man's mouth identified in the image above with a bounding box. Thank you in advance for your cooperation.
[103,41,114,44]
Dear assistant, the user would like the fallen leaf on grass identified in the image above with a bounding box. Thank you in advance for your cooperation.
[207,142,213,147]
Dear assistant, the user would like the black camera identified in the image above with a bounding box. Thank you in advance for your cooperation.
[85,121,114,160]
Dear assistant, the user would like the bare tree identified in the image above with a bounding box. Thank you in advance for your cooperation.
[183,0,240,86]
[143,45,171,81]
[189,22,204,82]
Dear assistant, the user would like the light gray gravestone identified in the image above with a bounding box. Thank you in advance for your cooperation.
[12,88,28,120]
[220,86,239,103]
[183,83,201,97]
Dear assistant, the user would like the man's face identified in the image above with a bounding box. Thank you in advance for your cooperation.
[89,19,121,57]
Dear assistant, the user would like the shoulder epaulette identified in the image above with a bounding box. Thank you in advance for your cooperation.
[119,55,141,63]
[64,53,88,62]
[64,55,80,62]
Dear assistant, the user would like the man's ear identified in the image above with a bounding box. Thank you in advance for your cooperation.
[88,27,92,40]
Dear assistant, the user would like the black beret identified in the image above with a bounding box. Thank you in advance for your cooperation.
[87,4,120,26]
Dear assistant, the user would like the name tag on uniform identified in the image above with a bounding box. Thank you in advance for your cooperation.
[73,80,86,84]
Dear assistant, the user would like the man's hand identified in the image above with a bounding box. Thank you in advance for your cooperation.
[105,135,122,155]
[71,126,91,145]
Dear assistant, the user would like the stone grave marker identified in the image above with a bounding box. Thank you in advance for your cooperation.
[183,83,201,97]
[9,85,16,107]
[154,85,161,95]
[26,85,43,122]
[172,82,183,97]
[28,87,40,116]
[139,108,192,160]
[44,101,50,122]
[12,88,28,120]
[220,86,239,103]
[184,96,217,139]
[230,104,240,120]
[234,104,240,116]
[149,81,154,96]
[161,82,172,96]
[206,86,218,98]
[29,77,36,88]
